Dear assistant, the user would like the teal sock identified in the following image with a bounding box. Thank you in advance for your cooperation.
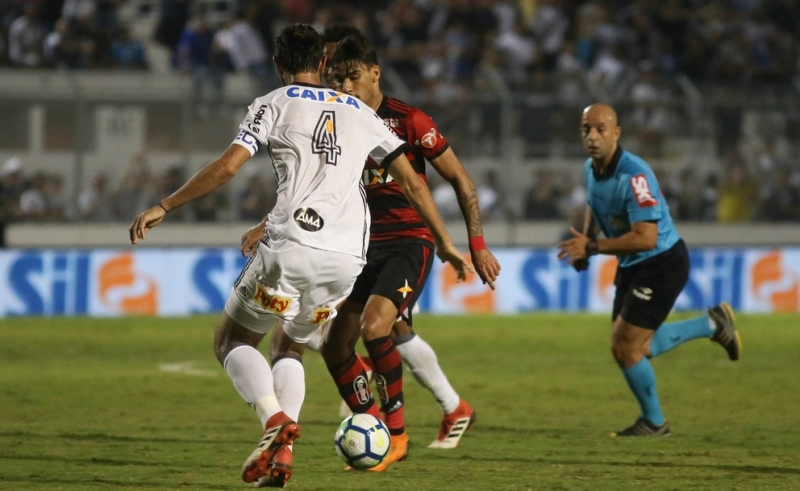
[650,315,713,357]
[622,358,664,425]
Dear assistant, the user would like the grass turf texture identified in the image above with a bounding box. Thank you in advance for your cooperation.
[1,313,799,490]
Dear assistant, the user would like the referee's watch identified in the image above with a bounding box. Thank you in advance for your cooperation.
[585,239,599,257]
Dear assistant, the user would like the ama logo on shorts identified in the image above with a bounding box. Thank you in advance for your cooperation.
[294,207,324,231]
[629,174,657,207]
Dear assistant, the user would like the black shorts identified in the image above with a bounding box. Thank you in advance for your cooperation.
[347,239,434,326]
[612,239,690,330]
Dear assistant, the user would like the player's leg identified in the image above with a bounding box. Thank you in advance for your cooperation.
[359,293,410,470]
[644,240,740,360]
[392,319,475,449]
[269,324,307,422]
[649,303,740,360]
[256,325,306,488]
[611,241,694,436]
[322,300,383,419]
[213,312,300,483]
[321,254,384,421]
[220,239,304,483]
[610,316,668,436]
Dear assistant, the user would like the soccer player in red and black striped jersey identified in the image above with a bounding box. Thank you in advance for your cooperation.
[317,33,501,464]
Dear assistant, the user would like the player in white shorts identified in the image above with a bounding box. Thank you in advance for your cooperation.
[129,23,468,488]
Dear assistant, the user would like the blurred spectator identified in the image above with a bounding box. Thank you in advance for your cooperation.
[193,191,228,222]
[430,172,462,221]
[628,61,669,158]
[717,157,758,223]
[674,168,703,221]
[110,26,148,70]
[530,0,567,70]
[78,172,114,221]
[44,18,95,68]
[19,172,49,220]
[493,19,536,87]
[177,17,226,119]
[0,157,25,246]
[699,173,719,222]
[238,172,276,221]
[112,154,151,221]
[214,9,273,92]
[476,169,507,221]
[8,5,46,67]
[44,174,67,220]
[759,168,800,222]
[154,0,191,64]
[522,169,561,220]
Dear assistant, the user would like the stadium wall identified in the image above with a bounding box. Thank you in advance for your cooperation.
[1,245,798,317]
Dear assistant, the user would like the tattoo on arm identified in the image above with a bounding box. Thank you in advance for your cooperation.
[458,186,484,237]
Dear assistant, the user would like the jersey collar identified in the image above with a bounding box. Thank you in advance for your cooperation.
[592,146,622,181]
[291,81,326,89]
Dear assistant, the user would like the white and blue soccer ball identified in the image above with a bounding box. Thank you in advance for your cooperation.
[334,413,391,469]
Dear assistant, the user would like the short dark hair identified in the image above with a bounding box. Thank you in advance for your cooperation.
[330,33,379,72]
[323,23,362,43]
[274,24,324,75]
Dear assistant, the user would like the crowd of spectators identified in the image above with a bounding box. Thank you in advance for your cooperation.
[0,154,277,234]
[1,0,800,229]
[3,147,800,231]
[1,0,799,87]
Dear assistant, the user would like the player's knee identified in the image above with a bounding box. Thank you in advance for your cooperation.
[360,310,393,340]
[610,338,645,367]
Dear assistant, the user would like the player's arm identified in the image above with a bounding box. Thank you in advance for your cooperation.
[581,206,596,238]
[241,215,269,258]
[429,147,500,289]
[129,144,250,244]
[386,153,473,281]
[558,221,657,264]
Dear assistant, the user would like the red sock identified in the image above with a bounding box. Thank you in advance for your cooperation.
[355,353,374,374]
[328,353,380,419]
[364,336,405,435]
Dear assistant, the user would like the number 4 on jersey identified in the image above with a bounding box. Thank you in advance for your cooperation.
[313,111,342,166]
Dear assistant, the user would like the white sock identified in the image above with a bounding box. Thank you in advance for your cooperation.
[273,357,305,422]
[306,327,323,351]
[224,345,281,427]
[395,335,460,414]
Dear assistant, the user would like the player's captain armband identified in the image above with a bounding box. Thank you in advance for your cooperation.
[232,130,261,156]
[629,174,658,208]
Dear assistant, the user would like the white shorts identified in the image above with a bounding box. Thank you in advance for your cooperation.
[224,237,366,343]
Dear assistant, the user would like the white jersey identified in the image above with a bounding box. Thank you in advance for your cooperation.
[232,83,407,259]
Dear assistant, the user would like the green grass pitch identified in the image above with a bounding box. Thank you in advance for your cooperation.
[1,313,799,490]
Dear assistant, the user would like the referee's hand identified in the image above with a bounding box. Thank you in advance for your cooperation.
[557,227,590,265]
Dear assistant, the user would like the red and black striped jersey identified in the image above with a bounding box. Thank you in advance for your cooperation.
[363,95,449,244]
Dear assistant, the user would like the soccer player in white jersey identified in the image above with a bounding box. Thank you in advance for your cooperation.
[129,23,469,488]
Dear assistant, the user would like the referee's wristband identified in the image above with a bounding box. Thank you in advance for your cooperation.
[469,235,486,252]
[585,239,599,257]
[159,200,170,214]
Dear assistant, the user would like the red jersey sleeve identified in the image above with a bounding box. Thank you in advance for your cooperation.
[405,108,450,160]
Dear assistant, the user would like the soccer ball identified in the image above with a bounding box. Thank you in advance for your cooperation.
[334,413,391,470]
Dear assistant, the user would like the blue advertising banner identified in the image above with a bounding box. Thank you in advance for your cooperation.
[1,248,797,317]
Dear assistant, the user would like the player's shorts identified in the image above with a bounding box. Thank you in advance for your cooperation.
[612,239,689,330]
[347,239,433,326]
[225,236,366,343]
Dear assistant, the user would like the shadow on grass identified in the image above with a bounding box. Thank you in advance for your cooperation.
[447,454,800,475]
[0,475,233,489]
